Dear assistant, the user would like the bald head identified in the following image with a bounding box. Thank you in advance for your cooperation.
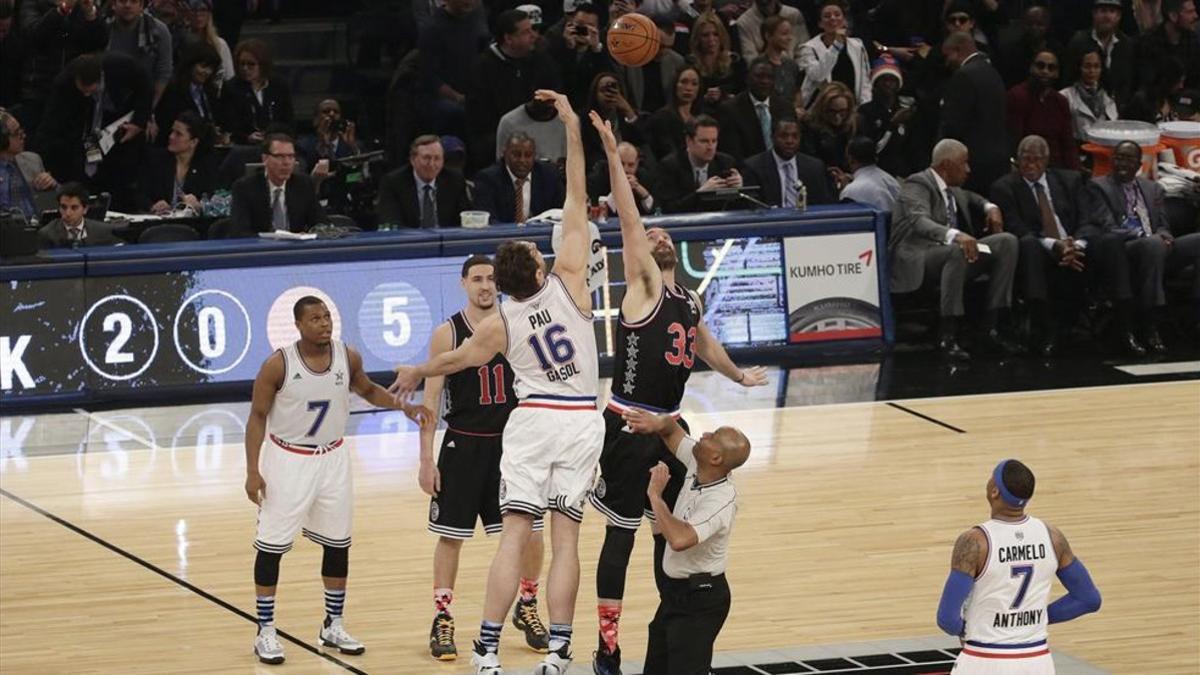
[942,31,977,68]
[694,426,752,476]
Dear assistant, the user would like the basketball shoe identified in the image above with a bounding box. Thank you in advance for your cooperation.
[534,643,573,675]
[254,626,285,665]
[430,612,457,660]
[319,615,365,654]
[471,640,504,674]
[512,597,549,652]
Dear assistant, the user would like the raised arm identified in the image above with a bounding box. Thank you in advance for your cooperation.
[244,352,284,505]
[589,111,661,312]
[536,89,591,310]
[389,312,507,399]
[936,527,987,637]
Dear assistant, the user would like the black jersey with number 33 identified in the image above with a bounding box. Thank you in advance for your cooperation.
[443,312,516,434]
[609,285,702,410]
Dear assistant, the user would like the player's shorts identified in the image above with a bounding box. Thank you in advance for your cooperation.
[254,434,352,554]
[427,428,544,539]
[953,640,1055,674]
[589,403,688,530]
[499,396,605,523]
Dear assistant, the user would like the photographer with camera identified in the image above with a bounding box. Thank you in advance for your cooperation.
[296,99,359,173]
[547,3,607,110]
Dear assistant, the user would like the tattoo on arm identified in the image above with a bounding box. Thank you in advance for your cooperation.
[1048,523,1076,569]
[951,528,983,577]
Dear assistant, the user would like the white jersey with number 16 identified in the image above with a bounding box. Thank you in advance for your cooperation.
[499,274,598,401]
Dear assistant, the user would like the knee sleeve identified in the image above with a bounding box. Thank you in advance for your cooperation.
[254,550,282,587]
[321,544,350,578]
[596,526,637,599]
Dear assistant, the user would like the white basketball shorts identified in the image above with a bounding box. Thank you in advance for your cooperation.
[254,435,353,554]
[499,399,604,522]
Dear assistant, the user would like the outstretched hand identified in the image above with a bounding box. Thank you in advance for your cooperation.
[588,111,618,155]
[622,407,668,435]
[388,365,423,402]
[535,89,577,125]
[400,403,437,431]
[736,366,769,387]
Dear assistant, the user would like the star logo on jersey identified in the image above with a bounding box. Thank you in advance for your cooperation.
[627,344,639,358]
[622,381,636,395]
[335,371,345,386]
[627,334,640,347]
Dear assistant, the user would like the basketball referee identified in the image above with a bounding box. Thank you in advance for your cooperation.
[623,407,750,675]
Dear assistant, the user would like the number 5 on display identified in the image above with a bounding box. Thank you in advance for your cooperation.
[383,297,411,347]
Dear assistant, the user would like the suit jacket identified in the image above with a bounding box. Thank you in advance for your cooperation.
[716,92,794,162]
[655,151,741,214]
[229,172,326,236]
[14,152,58,213]
[471,160,564,224]
[741,150,835,207]
[1087,174,1171,236]
[37,218,122,248]
[989,169,1098,241]
[939,53,1009,192]
[154,81,220,147]
[137,149,221,212]
[889,169,991,293]
[220,78,294,144]
[32,52,153,182]
[375,166,471,228]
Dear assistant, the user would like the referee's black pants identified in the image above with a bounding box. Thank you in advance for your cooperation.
[643,573,731,675]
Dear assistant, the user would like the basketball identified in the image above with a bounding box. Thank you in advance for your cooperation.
[607,13,660,67]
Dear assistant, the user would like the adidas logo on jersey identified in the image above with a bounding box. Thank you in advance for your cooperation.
[445,440,456,448]
[293,373,302,380]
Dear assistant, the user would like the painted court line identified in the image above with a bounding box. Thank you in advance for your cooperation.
[1114,361,1200,377]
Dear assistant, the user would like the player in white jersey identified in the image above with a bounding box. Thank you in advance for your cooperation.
[937,460,1102,674]
[244,296,431,665]
[391,90,601,675]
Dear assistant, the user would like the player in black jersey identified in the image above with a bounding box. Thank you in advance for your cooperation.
[419,255,548,661]
[586,114,769,675]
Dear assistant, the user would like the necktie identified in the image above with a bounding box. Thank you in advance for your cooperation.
[421,184,437,228]
[1122,181,1152,236]
[945,189,959,230]
[514,177,527,224]
[782,161,797,207]
[1033,182,1060,239]
[271,187,288,230]
[70,227,84,246]
[755,102,772,151]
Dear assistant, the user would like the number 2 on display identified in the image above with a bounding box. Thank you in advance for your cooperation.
[306,400,330,437]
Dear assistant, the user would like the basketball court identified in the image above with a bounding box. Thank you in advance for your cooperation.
[1,362,1197,674]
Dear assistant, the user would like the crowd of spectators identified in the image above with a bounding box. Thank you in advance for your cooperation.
[0,0,1197,353]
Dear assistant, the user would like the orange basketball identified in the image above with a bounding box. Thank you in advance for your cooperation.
[607,13,660,67]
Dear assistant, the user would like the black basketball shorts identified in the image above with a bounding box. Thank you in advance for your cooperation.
[588,409,688,530]
[427,429,543,539]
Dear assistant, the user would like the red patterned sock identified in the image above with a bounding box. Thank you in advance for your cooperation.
[598,603,621,653]
[519,577,539,603]
[434,587,453,616]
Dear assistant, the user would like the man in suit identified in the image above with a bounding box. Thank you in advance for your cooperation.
[37,181,121,248]
[656,115,744,214]
[0,109,59,220]
[717,58,794,162]
[991,135,1097,356]
[586,141,658,215]
[230,133,326,236]
[31,52,153,213]
[1088,141,1200,353]
[742,117,835,208]
[471,132,564,224]
[375,134,471,228]
[890,139,1020,360]
[940,31,1009,196]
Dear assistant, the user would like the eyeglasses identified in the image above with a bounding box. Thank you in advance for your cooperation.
[947,14,972,24]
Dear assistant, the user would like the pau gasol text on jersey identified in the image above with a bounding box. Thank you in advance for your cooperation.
[529,308,581,382]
